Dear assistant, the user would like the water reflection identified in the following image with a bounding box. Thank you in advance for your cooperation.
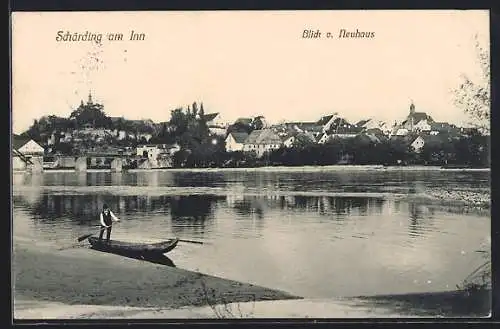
[408,203,436,239]
[17,193,392,221]
[12,170,491,302]
[172,172,225,188]
[14,189,440,241]
[233,198,265,220]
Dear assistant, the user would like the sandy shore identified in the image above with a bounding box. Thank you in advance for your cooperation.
[13,242,299,320]
[12,298,412,319]
[15,290,491,320]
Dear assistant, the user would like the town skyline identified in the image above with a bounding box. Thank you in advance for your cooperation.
[12,10,489,134]
[11,92,480,134]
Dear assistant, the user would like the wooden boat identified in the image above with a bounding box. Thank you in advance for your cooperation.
[88,237,179,255]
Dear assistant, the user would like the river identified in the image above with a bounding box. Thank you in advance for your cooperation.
[12,167,490,309]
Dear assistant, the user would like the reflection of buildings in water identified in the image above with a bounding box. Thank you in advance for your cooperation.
[29,172,44,187]
[111,172,123,186]
[233,198,265,220]
[169,195,222,237]
[282,195,295,210]
[170,195,220,221]
[394,200,402,213]
[137,170,160,187]
[27,194,173,222]
[28,192,389,224]
[286,196,385,216]
[407,180,427,194]
[77,172,88,186]
[12,173,26,185]
[27,193,220,226]
[13,174,45,206]
[172,172,224,188]
[382,200,396,215]
[226,193,244,207]
[225,183,246,207]
[89,173,99,186]
[408,202,435,221]
[230,195,386,218]
[407,202,435,239]
[118,197,126,213]
[12,172,45,187]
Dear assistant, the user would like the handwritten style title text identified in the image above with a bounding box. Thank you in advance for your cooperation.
[55,30,147,44]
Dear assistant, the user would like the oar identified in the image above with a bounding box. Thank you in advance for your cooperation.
[178,238,204,245]
[77,226,107,242]
[77,219,123,242]
[58,227,107,251]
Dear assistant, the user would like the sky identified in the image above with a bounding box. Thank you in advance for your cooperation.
[11,10,489,134]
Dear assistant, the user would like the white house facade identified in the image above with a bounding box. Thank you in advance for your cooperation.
[283,135,295,148]
[242,129,282,157]
[410,136,425,153]
[18,139,45,155]
[414,119,432,132]
[225,132,249,152]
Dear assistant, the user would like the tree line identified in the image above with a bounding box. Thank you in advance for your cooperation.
[170,133,489,169]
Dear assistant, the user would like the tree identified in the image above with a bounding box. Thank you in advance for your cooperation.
[252,116,265,130]
[227,122,253,134]
[452,34,490,135]
[69,99,111,128]
[192,102,198,117]
[199,102,205,117]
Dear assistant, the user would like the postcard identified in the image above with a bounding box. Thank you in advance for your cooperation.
[11,10,491,321]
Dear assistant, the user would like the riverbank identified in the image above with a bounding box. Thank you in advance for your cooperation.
[15,289,491,319]
[12,297,413,319]
[13,242,300,320]
[13,165,491,174]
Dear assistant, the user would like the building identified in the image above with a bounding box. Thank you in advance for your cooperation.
[12,134,45,171]
[135,144,178,168]
[225,131,249,152]
[394,128,409,136]
[400,102,434,132]
[316,114,339,133]
[136,144,170,160]
[410,136,426,153]
[242,129,283,157]
[282,134,296,148]
[281,132,316,148]
[13,134,45,156]
[284,122,323,135]
[431,122,459,136]
[410,134,448,153]
[356,119,391,135]
[203,113,227,128]
[317,133,332,144]
[413,119,432,132]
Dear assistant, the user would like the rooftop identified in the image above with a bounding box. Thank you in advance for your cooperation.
[229,131,249,143]
[12,134,32,150]
[246,129,282,145]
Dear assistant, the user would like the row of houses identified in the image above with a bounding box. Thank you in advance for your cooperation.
[222,102,483,157]
[47,127,154,146]
[14,101,485,167]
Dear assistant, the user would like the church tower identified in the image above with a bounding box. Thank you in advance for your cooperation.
[87,91,93,105]
[409,101,415,131]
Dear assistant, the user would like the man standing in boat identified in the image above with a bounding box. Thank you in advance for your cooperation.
[99,204,120,243]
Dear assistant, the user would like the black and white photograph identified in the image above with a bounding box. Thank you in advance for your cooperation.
[11,10,491,319]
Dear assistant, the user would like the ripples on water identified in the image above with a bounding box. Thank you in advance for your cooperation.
[12,170,490,298]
